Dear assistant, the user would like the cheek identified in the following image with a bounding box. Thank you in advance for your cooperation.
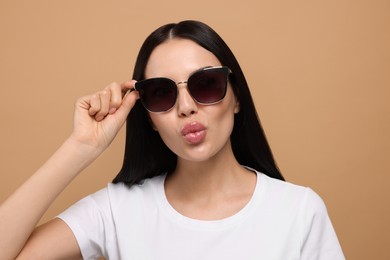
[205,92,237,137]
[148,114,175,140]
[215,103,236,134]
[218,88,238,121]
[149,115,183,155]
[147,114,158,131]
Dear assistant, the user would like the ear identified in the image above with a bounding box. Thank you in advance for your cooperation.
[234,97,240,114]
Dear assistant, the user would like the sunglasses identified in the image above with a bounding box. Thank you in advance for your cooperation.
[134,66,231,113]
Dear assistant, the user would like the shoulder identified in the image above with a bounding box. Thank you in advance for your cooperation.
[87,175,165,211]
[59,175,165,226]
[262,176,347,259]
[260,173,312,200]
[258,173,327,216]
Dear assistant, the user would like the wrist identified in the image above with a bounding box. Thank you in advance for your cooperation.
[63,136,104,162]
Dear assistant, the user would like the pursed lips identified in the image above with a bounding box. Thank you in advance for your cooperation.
[181,122,207,144]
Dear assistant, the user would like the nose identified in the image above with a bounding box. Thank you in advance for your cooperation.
[176,82,198,117]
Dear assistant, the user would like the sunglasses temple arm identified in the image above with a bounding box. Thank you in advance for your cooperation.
[124,88,137,98]
[126,87,137,94]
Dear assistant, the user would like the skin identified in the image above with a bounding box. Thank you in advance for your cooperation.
[0,38,256,259]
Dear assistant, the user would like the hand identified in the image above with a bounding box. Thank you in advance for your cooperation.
[70,80,139,153]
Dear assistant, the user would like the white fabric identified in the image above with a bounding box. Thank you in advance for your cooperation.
[58,170,345,260]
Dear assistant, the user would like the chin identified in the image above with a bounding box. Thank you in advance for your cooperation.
[178,147,221,163]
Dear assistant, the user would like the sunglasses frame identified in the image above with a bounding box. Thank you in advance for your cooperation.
[134,66,232,113]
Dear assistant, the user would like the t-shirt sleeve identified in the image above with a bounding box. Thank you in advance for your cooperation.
[57,188,115,260]
[300,188,345,260]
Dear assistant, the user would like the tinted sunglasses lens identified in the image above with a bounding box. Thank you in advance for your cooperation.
[188,69,228,104]
[136,78,177,112]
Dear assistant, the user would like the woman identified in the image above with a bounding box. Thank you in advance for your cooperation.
[0,20,344,259]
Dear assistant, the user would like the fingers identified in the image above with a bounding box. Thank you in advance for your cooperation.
[87,81,138,122]
[88,90,110,121]
[114,84,139,122]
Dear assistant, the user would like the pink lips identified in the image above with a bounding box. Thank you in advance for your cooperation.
[181,122,206,144]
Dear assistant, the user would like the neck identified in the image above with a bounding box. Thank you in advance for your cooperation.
[166,144,254,198]
[164,144,257,220]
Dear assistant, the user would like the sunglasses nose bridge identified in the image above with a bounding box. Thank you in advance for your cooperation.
[175,81,190,94]
[175,80,199,114]
[176,81,196,102]
[176,81,188,86]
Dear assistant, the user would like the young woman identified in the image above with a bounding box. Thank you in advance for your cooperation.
[0,20,344,259]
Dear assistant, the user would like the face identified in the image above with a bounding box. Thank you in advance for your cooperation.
[144,39,239,162]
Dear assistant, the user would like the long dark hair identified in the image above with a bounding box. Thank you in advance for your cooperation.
[113,20,284,186]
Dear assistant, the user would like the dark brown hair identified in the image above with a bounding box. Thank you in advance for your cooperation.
[113,20,284,186]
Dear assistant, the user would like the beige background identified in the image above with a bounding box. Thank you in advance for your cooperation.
[1,0,389,259]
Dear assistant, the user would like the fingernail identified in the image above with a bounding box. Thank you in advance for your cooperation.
[109,108,117,114]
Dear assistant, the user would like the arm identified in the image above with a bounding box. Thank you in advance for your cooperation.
[16,218,82,259]
[301,189,345,260]
[0,81,138,260]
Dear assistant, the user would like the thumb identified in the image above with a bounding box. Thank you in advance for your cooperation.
[114,89,140,123]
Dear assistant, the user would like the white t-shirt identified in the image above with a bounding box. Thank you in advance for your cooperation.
[58,170,345,260]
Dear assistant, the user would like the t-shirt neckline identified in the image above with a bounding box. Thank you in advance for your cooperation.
[154,167,266,230]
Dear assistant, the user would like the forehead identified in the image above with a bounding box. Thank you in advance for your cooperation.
[145,38,221,79]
